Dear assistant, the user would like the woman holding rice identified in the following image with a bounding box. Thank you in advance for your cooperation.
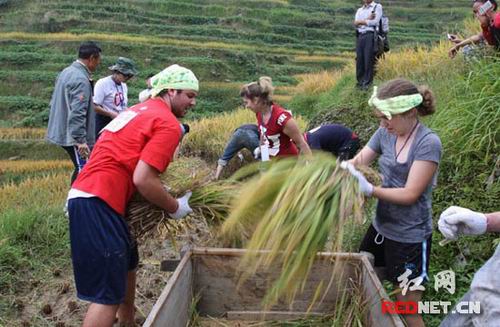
[343,78,442,327]
[240,76,312,159]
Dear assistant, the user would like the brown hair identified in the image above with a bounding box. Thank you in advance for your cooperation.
[377,78,436,116]
[240,76,274,105]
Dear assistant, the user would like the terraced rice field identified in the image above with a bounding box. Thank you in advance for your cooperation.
[0,0,471,127]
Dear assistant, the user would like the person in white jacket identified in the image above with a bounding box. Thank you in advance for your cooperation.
[438,206,500,326]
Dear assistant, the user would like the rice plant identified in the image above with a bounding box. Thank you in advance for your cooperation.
[221,153,370,307]
[0,128,46,140]
[0,160,72,174]
[294,70,346,95]
[125,157,239,239]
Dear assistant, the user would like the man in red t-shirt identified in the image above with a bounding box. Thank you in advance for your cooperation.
[449,0,500,58]
[67,64,198,327]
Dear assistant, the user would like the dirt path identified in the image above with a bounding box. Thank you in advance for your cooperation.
[13,216,218,327]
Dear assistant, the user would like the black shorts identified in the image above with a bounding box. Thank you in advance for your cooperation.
[359,224,431,284]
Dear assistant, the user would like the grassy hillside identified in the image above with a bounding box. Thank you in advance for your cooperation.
[0,0,471,127]
[290,39,499,326]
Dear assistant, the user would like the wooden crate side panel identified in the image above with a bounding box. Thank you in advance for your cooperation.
[143,254,193,327]
[360,256,405,327]
[193,254,360,316]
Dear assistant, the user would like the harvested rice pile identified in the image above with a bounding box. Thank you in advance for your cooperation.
[221,153,377,307]
[125,157,239,239]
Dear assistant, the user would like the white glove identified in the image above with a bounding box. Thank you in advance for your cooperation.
[438,206,487,240]
[169,192,193,220]
[253,147,261,160]
[340,162,374,196]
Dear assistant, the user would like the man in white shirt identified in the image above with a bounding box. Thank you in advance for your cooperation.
[94,57,138,137]
[354,0,383,90]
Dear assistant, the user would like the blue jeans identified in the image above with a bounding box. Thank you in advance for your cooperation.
[218,128,259,166]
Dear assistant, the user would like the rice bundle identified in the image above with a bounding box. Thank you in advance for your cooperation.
[221,153,373,306]
[125,157,239,239]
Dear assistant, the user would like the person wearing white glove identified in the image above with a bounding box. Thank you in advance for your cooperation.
[66,65,199,327]
[438,206,488,240]
[342,79,442,327]
[168,192,193,220]
[438,208,500,327]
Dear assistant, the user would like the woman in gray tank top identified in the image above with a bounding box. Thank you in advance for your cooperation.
[342,78,442,327]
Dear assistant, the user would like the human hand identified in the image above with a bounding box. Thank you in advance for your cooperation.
[76,143,90,159]
[169,192,193,220]
[253,147,261,160]
[448,45,459,58]
[438,206,487,240]
[340,162,374,196]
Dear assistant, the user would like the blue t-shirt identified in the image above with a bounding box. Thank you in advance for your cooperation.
[367,124,442,243]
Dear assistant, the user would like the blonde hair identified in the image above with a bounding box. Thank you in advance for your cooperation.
[240,76,275,105]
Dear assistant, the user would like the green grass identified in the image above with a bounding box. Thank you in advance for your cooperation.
[291,49,499,327]
[0,0,473,127]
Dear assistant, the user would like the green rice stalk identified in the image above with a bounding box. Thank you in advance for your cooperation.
[221,153,371,308]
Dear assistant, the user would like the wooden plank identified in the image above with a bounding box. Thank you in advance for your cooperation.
[193,253,359,315]
[360,255,405,327]
[191,247,367,261]
[226,310,323,321]
[143,252,193,327]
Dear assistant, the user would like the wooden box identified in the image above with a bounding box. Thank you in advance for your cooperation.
[144,247,404,327]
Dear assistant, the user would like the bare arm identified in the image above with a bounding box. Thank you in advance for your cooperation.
[372,160,438,205]
[350,145,378,166]
[449,33,483,58]
[133,160,178,213]
[94,104,119,118]
[283,119,312,156]
[214,164,224,180]
[486,212,500,232]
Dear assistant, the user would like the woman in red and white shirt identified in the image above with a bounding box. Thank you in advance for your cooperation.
[240,76,312,159]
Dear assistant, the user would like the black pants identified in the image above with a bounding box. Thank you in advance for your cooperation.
[62,145,87,185]
[95,114,112,139]
[356,32,376,88]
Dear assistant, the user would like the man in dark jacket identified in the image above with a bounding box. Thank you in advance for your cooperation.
[46,41,102,184]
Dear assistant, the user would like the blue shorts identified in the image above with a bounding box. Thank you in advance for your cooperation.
[68,197,139,305]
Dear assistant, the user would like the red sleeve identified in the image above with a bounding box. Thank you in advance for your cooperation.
[482,25,495,45]
[140,119,181,173]
[495,13,500,28]
[275,110,292,129]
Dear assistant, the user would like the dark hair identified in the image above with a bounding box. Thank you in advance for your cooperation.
[146,73,155,79]
[78,41,102,60]
[240,76,274,105]
[474,0,498,11]
[377,78,436,116]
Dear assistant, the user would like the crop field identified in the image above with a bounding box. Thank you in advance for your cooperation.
[2,1,497,327]
[0,0,471,127]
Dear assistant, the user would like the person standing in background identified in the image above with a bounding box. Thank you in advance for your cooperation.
[354,0,383,90]
[94,57,138,137]
[46,41,102,184]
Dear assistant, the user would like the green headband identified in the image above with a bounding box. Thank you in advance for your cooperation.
[151,64,199,97]
[368,86,423,120]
